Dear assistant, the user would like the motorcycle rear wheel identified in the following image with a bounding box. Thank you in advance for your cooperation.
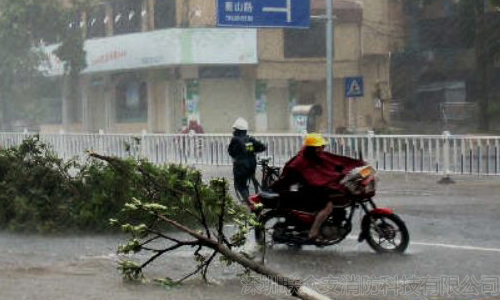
[362,213,410,253]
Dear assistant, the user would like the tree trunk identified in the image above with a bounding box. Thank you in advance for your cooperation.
[475,2,490,131]
[215,241,331,300]
[0,93,5,131]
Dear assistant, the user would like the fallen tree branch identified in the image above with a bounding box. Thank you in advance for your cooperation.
[153,213,331,300]
[193,173,211,239]
[89,152,187,198]
[92,151,332,300]
[140,240,200,270]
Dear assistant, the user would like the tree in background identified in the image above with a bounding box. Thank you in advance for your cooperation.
[398,0,500,131]
[458,0,492,131]
[464,0,500,131]
[54,0,89,128]
[0,0,88,130]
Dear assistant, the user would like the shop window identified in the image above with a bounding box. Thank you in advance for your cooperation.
[154,0,176,29]
[112,0,142,35]
[284,20,326,58]
[87,4,107,39]
[199,66,241,79]
[116,78,148,122]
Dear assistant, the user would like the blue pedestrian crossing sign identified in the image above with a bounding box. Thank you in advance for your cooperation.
[344,77,364,98]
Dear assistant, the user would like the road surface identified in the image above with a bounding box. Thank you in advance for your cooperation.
[1,168,499,299]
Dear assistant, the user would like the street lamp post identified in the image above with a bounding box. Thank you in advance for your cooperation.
[326,0,334,134]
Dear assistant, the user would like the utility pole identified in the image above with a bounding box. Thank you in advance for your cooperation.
[326,0,334,134]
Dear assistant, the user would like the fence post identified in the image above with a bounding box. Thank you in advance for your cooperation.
[58,129,66,160]
[141,129,148,159]
[367,130,375,166]
[22,128,30,148]
[22,128,29,144]
[98,129,105,156]
[439,131,455,184]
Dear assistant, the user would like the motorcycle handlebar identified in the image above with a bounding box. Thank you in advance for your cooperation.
[257,156,273,165]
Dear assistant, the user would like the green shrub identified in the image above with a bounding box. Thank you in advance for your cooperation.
[0,136,78,232]
[0,136,227,233]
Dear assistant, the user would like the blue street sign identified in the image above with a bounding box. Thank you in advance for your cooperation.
[217,0,310,28]
[344,77,364,98]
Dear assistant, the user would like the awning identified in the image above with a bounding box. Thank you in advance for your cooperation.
[40,28,258,76]
[292,104,323,116]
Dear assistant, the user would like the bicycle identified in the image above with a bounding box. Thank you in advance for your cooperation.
[257,156,281,191]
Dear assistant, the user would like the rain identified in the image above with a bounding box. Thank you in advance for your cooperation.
[0,0,500,299]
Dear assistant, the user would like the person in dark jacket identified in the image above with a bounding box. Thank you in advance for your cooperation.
[228,118,266,204]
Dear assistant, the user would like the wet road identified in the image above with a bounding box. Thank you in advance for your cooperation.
[1,168,500,300]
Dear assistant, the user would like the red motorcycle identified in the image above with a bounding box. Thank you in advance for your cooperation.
[249,161,410,253]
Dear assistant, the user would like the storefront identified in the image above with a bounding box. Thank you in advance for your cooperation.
[40,28,259,133]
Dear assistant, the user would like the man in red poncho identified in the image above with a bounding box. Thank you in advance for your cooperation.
[271,133,365,241]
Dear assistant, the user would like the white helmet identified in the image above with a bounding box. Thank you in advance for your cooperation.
[232,117,249,131]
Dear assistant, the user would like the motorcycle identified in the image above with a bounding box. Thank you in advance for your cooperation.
[249,159,410,253]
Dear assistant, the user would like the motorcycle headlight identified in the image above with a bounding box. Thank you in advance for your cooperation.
[359,166,375,178]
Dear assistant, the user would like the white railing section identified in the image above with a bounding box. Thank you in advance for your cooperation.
[1,131,500,176]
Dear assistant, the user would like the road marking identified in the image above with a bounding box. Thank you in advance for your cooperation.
[347,235,500,253]
[411,241,500,253]
[229,228,500,253]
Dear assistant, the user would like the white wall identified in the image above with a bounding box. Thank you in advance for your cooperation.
[199,79,255,133]
[266,86,290,132]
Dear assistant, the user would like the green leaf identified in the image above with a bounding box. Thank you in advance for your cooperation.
[154,277,180,288]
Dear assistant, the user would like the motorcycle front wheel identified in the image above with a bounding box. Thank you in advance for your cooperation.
[361,213,410,253]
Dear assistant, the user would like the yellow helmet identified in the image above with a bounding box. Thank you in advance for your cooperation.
[304,133,327,147]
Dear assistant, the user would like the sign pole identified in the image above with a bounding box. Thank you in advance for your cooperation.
[326,0,334,134]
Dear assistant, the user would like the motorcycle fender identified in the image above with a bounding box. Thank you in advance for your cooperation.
[248,194,262,212]
[371,208,394,215]
[357,209,394,243]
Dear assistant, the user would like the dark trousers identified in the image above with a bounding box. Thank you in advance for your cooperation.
[234,173,259,204]
[234,176,250,203]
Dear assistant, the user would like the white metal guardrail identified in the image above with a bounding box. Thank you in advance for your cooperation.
[1,131,500,176]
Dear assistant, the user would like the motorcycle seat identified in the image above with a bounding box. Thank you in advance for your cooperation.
[260,191,280,200]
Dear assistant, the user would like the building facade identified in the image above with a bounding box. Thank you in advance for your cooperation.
[40,0,405,134]
[392,0,500,129]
